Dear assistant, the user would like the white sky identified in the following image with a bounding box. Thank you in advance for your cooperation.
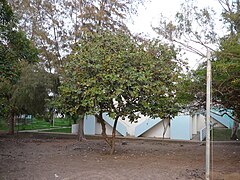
[128,0,225,69]
[128,0,183,36]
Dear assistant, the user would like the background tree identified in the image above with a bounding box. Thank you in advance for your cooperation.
[9,0,145,71]
[153,0,218,57]
[0,0,38,134]
[154,0,240,139]
[213,0,240,139]
[12,63,58,120]
[9,0,146,131]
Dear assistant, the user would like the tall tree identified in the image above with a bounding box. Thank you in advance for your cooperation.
[214,0,240,139]
[0,0,38,134]
[9,0,145,72]
[153,0,218,57]
[154,0,240,139]
[9,0,67,72]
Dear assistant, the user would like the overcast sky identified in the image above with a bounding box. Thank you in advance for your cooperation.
[128,0,225,69]
[128,0,183,36]
[129,0,223,35]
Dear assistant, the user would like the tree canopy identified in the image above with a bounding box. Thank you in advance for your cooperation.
[12,63,59,117]
[59,29,186,152]
[61,30,185,120]
[9,0,145,72]
[213,0,240,118]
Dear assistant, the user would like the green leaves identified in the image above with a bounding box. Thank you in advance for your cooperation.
[12,63,56,116]
[212,31,240,117]
[185,2,240,117]
[0,0,38,121]
[60,30,185,122]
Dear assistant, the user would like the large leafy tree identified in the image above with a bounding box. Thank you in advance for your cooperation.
[60,30,185,154]
[215,0,240,111]
[0,0,38,134]
[189,1,240,140]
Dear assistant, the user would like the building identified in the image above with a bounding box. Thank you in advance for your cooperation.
[72,110,234,141]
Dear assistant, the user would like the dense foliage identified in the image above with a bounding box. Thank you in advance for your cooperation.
[58,30,186,152]
[60,31,185,120]
[0,0,38,133]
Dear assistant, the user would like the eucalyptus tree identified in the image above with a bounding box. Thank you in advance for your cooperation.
[9,0,68,72]
[153,0,218,57]
[60,30,185,154]
[0,0,38,134]
[9,0,145,72]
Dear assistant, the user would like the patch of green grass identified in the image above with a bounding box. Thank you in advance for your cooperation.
[41,127,71,133]
[16,118,50,131]
[0,116,73,132]
[53,118,72,127]
[16,117,73,131]
[212,128,240,141]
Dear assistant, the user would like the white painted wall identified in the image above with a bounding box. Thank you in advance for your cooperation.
[95,122,121,136]
[141,119,170,138]
[95,115,167,138]
[72,124,78,134]
[82,113,228,140]
[194,114,226,131]
[197,114,206,132]
[192,114,197,135]
[119,115,151,136]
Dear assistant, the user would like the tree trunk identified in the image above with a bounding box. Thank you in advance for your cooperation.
[78,113,85,141]
[8,111,15,135]
[49,110,54,126]
[231,120,239,140]
[95,113,112,146]
[110,117,119,155]
[162,118,169,139]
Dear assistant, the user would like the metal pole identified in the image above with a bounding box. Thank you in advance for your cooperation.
[206,49,211,180]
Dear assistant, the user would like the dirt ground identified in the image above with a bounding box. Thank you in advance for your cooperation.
[0,133,240,180]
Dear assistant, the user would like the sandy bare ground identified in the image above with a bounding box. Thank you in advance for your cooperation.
[0,133,240,180]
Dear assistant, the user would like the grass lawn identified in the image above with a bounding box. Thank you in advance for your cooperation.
[0,117,73,132]
[212,128,240,141]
